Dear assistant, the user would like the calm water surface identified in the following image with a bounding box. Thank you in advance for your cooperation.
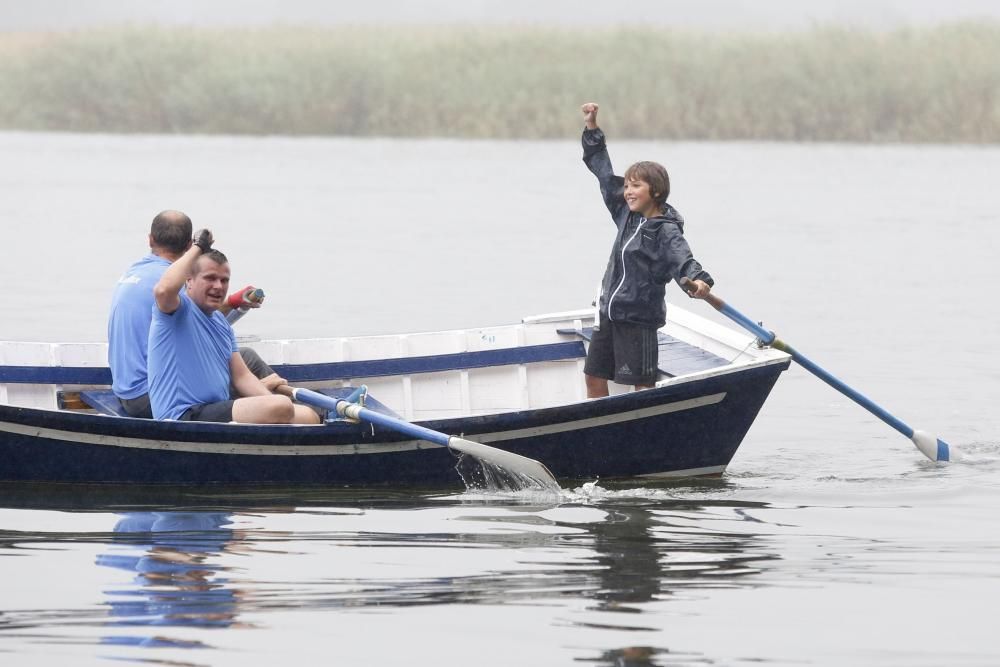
[1,132,999,665]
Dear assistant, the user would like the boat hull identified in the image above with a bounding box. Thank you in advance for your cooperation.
[0,362,786,486]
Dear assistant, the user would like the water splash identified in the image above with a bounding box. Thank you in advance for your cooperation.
[945,440,1000,467]
[454,454,563,498]
[562,480,685,503]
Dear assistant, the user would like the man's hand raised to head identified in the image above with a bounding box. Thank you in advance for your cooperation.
[193,228,214,253]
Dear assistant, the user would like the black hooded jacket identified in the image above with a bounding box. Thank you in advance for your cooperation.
[583,127,714,328]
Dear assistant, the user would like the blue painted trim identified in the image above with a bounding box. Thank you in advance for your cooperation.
[0,341,587,385]
[0,366,113,385]
[271,341,587,382]
[77,386,402,419]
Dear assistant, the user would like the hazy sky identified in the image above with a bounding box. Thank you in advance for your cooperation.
[2,0,1000,32]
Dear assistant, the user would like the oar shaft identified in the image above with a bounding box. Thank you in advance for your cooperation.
[685,279,950,462]
[293,387,450,447]
[704,294,914,438]
[341,401,451,448]
[770,340,913,439]
[282,386,561,487]
[704,293,776,345]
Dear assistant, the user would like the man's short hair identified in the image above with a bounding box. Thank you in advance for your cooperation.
[150,211,193,255]
[193,249,229,275]
[624,161,670,207]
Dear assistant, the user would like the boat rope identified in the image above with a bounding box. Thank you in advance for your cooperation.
[727,338,758,364]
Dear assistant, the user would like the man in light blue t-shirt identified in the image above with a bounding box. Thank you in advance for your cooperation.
[108,212,192,418]
[148,229,319,424]
[108,210,277,418]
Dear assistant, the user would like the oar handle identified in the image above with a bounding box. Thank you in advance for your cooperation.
[679,278,775,344]
[277,385,450,447]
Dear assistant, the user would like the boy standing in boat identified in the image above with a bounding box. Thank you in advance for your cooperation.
[580,102,714,398]
[148,230,319,424]
[108,210,277,417]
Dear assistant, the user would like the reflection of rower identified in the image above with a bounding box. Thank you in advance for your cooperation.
[96,511,245,648]
[589,503,661,611]
[587,498,782,612]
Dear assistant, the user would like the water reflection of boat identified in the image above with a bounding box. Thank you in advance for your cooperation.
[96,511,242,647]
[0,481,440,511]
[2,481,784,656]
[0,307,789,485]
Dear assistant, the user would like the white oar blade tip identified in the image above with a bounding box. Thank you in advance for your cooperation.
[912,429,950,462]
[448,437,560,492]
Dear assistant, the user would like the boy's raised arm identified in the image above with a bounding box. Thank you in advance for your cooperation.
[580,102,626,220]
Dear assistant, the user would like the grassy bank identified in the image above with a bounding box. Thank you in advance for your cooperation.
[0,24,997,141]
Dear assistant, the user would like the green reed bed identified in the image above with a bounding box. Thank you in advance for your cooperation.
[0,23,997,141]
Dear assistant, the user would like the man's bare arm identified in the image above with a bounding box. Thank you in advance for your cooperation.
[153,228,213,314]
[229,352,272,397]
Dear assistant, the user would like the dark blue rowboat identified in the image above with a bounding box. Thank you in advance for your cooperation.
[0,308,790,485]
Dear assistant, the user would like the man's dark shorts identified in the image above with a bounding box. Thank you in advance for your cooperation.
[119,394,153,419]
[583,315,659,385]
[116,347,273,420]
[180,400,236,423]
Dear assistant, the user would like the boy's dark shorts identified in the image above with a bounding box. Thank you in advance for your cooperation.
[583,315,660,385]
[180,400,236,423]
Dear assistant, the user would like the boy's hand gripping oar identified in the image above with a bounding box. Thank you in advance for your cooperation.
[680,278,951,462]
[275,385,561,490]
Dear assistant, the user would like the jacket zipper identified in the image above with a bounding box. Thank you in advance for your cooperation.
[607,217,645,322]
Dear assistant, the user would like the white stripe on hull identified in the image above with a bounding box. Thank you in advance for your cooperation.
[637,464,727,478]
[475,393,725,443]
[0,392,725,456]
[0,420,430,456]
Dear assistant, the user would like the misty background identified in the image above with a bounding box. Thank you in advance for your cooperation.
[2,0,1000,31]
[0,1,998,141]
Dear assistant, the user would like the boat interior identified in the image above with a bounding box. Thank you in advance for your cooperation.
[0,306,787,421]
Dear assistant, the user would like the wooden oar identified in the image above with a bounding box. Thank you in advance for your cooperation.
[276,385,561,490]
[680,278,951,462]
